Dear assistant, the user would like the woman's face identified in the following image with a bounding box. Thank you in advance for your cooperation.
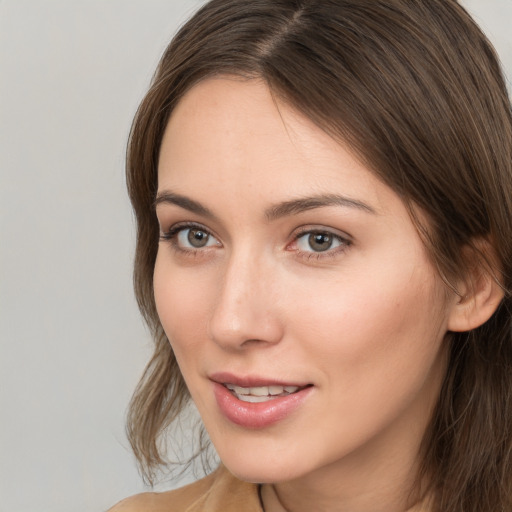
[154,77,456,485]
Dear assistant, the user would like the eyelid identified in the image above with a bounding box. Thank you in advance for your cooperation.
[160,221,222,251]
[160,221,212,238]
[292,225,353,243]
[287,225,353,257]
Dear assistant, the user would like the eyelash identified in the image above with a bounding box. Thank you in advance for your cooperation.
[290,227,352,260]
[159,222,352,260]
[160,222,219,256]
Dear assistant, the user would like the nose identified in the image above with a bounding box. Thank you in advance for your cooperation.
[207,249,284,350]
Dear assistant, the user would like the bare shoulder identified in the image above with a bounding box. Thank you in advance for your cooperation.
[107,492,161,512]
[107,471,219,512]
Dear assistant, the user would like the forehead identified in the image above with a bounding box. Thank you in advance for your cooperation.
[158,77,392,211]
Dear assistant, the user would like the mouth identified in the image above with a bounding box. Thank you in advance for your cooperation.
[223,383,308,403]
[211,375,314,428]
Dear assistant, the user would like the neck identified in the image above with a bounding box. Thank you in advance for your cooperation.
[260,462,423,512]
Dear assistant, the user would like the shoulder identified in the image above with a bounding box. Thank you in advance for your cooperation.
[107,465,262,512]
[107,470,217,512]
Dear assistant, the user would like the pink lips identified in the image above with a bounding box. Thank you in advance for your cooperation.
[210,372,313,429]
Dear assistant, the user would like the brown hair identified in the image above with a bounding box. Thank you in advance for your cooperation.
[125,0,512,509]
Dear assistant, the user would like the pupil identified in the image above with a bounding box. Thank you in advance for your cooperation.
[309,233,332,252]
[188,229,209,247]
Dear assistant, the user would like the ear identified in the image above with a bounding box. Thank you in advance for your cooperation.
[447,240,504,333]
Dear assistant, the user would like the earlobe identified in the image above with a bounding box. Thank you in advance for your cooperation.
[447,244,504,333]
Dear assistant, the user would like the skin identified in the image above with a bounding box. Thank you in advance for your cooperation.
[154,77,460,512]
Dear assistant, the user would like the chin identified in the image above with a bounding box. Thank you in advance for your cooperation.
[214,441,313,484]
[224,460,302,484]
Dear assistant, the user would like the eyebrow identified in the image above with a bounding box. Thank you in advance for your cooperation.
[154,190,376,220]
[264,194,376,220]
[155,191,217,220]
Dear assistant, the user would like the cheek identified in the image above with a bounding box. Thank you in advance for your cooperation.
[286,265,450,451]
[289,259,449,385]
[153,256,210,356]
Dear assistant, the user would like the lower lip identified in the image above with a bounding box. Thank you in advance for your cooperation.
[212,382,312,429]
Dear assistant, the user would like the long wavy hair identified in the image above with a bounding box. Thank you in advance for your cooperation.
[125,1,512,510]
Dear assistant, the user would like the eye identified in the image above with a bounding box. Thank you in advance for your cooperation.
[177,227,218,249]
[294,229,350,254]
[160,223,221,251]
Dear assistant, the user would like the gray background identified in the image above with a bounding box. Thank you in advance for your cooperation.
[1,1,511,511]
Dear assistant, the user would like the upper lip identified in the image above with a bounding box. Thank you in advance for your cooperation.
[209,371,310,388]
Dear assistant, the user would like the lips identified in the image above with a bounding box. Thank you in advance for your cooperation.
[210,373,313,428]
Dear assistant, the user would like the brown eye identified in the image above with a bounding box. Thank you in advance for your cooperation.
[174,227,220,249]
[295,230,348,254]
[308,233,333,252]
[187,228,210,247]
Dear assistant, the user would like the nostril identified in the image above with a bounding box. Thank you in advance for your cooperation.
[207,302,284,349]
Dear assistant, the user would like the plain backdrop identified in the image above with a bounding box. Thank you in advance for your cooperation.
[0,1,511,511]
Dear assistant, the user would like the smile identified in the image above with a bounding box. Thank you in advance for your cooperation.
[212,378,313,428]
[224,383,302,402]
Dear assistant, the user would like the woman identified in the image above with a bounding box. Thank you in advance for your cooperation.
[110,0,512,511]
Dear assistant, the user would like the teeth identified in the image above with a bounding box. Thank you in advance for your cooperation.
[225,384,249,395]
[224,383,302,400]
[250,386,272,396]
[238,395,274,403]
